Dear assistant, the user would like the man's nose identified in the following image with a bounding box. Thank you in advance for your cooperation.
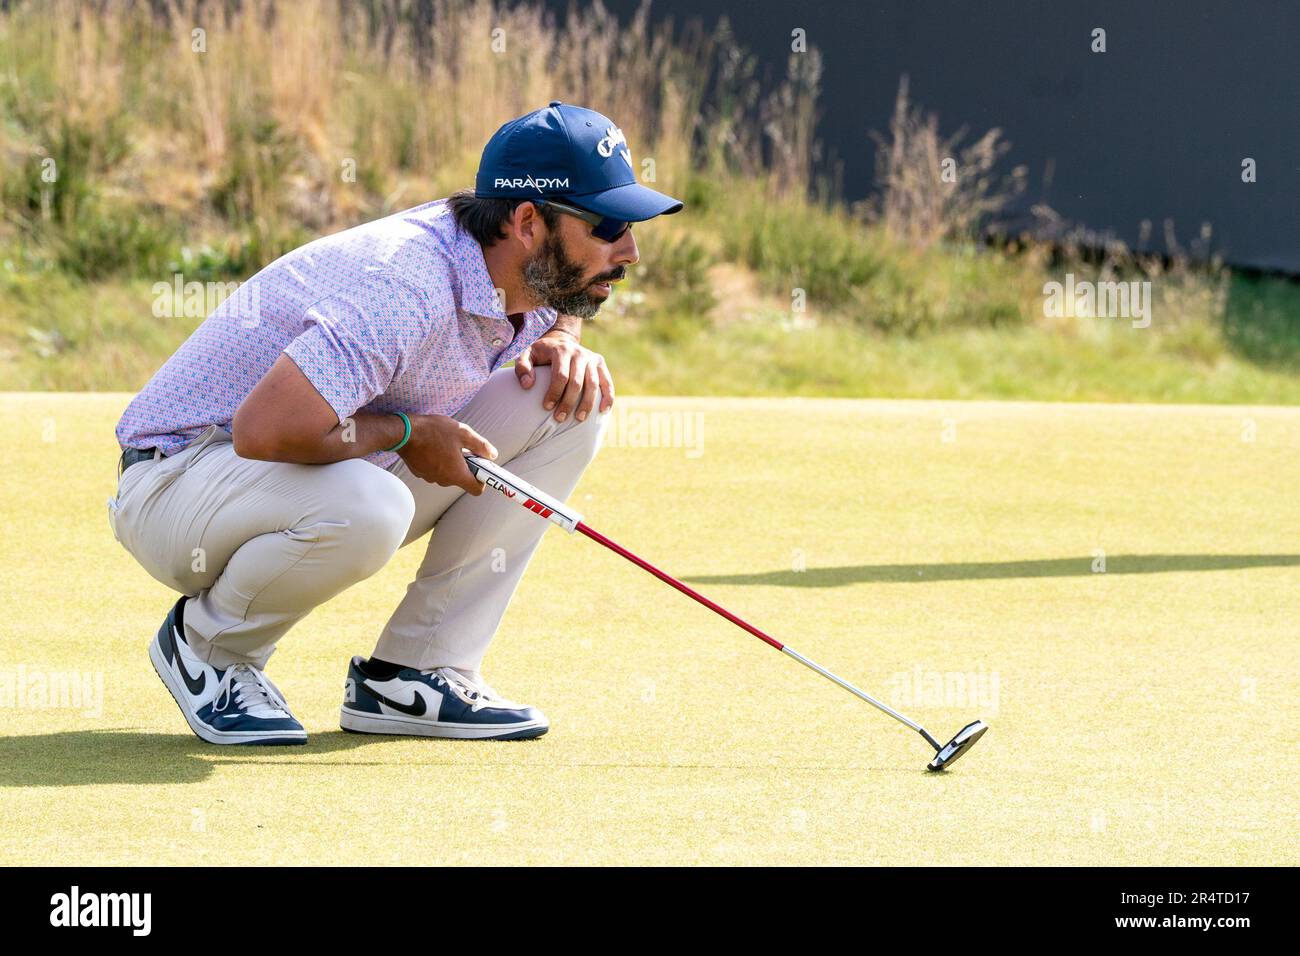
[614,228,639,266]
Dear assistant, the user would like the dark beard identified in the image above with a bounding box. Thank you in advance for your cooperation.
[522,231,607,319]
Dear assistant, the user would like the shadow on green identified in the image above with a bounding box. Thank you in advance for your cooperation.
[685,553,1300,587]
[0,729,405,788]
[0,729,911,785]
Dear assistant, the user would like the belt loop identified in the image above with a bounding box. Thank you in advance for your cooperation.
[117,446,162,481]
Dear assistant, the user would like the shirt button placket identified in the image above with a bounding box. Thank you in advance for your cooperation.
[491,316,514,351]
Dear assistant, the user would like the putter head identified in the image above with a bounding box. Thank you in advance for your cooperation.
[926,720,988,771]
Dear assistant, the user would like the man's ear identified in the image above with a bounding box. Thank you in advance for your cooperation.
[513,201,545,252]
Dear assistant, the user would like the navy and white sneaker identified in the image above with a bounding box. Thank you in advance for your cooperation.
[148,596,307,745]
[340,657,549,740]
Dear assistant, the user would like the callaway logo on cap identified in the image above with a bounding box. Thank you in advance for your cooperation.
[474,101,684,223]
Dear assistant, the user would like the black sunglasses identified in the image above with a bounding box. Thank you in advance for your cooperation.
[534,198,631,242]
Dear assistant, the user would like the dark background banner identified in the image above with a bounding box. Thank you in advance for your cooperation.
[585,0,1299,273]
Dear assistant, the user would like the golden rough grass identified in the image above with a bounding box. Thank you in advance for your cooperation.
[0,393,1296,864]
[2,0,713,235]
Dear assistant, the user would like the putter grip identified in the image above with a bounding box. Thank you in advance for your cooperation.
[462,453,583,533]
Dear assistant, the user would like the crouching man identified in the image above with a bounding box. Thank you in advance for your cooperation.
[107,101,683,744]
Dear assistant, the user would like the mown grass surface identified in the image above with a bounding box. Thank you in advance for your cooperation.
[1,393,1295,865]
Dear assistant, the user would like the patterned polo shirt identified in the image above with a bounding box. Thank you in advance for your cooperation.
[114,198,558,469]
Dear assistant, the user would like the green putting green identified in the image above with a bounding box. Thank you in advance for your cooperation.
[1,393,1295,865]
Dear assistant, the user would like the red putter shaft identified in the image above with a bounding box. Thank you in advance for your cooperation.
[575,521,785,651]
[459,451,984,765]
[576,518,940,745]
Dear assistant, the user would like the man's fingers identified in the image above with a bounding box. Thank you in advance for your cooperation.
[595,356,615,413]
[555,355,584,421]
[456,459,485,495]
[452,424,495,495]
[575,359,600,422]
[515,349,534,388]
[543,356,570,411]
[457,423,498,460]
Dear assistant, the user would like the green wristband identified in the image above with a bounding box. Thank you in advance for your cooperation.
[384,411,412,452]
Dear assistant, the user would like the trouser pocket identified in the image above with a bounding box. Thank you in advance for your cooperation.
[108,444,187,556]
[106,495,122,543]
[107,456,155,549]
[109,427,233,583]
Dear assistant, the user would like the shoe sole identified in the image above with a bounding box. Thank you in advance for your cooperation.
[149,635,307,746]
[339,705,548,740]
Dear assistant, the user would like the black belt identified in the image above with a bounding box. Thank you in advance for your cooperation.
[118,446,160,479]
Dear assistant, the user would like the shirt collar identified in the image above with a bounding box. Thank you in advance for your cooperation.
[451,222,508,321]
[454,218,563,326]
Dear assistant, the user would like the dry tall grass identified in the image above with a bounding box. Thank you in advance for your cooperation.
[4,0,1277,396]
[860,76,1027,249]
[1,0,823,258]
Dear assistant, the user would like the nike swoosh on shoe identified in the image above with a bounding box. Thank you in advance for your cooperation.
[364,684,428,717]
[160,621,207,696]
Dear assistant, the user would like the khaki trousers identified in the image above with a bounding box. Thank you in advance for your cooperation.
[108,365,608,677]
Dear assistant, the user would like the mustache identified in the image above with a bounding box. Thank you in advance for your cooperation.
[593,268,625,283]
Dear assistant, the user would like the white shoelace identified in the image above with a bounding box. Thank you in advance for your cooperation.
[431,667,523,712]
[211,664,291,719]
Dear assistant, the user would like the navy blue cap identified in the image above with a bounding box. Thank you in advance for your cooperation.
[474,101,684,222]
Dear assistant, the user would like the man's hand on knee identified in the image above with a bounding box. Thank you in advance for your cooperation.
[514,332,614,424]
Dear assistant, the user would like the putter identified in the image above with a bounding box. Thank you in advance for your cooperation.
[463,453,989,771]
